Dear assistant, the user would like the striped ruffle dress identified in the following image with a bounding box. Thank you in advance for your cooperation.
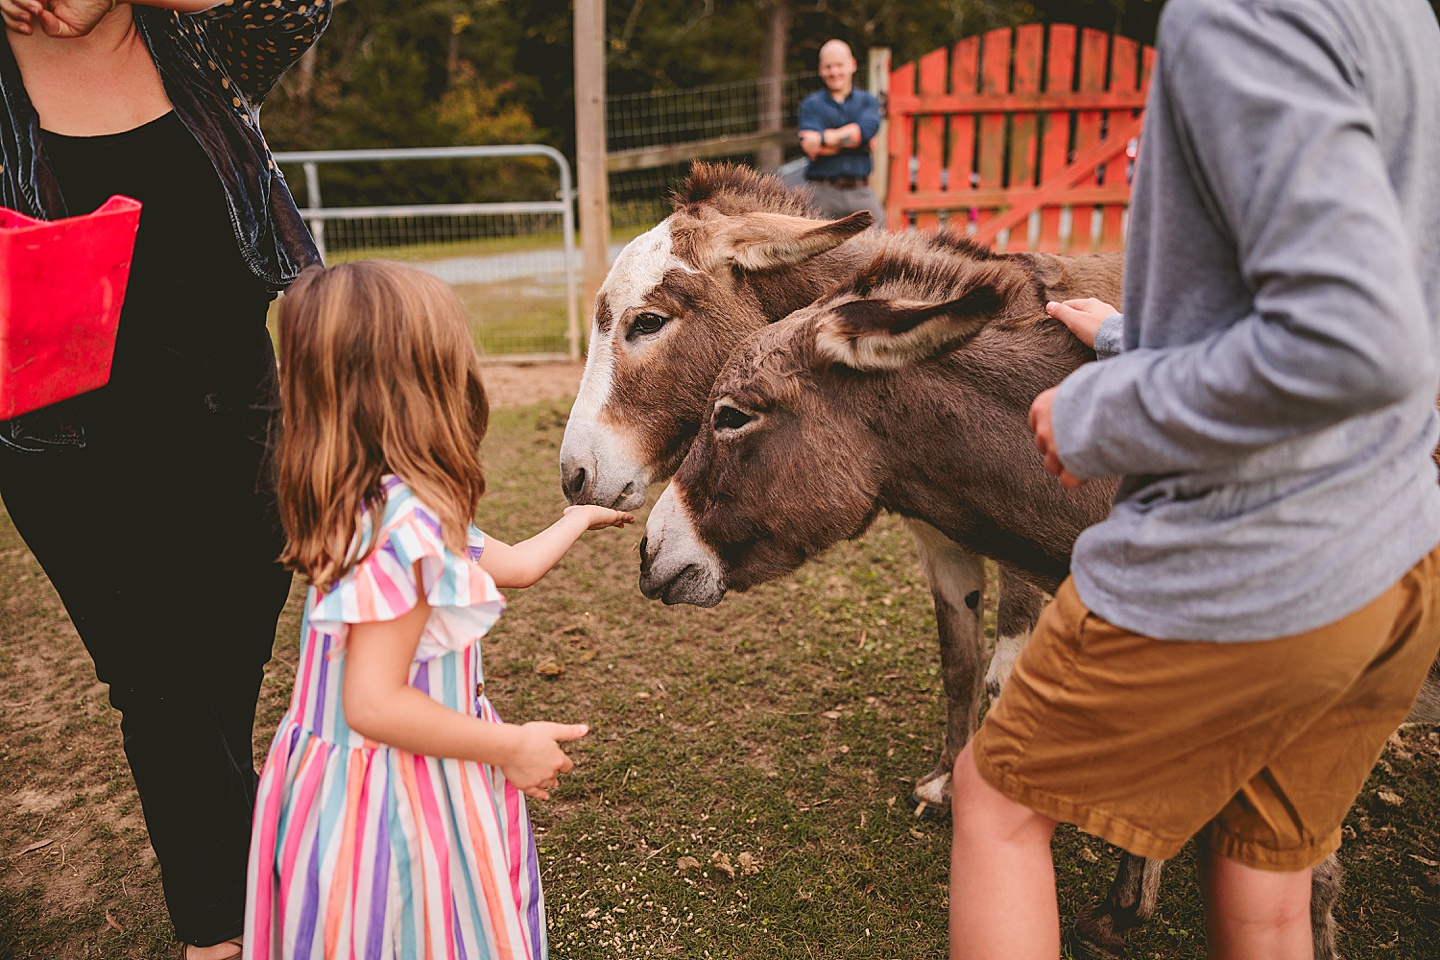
[245,476,546,960]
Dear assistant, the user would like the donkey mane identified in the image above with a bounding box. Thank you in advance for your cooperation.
[929,227,1005,262]
[842,232,1033,317]
[672,161,819,219]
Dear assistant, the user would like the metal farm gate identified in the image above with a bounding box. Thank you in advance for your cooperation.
[885,25,1155,252]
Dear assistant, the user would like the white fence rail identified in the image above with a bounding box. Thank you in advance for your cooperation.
[273,145,581,361]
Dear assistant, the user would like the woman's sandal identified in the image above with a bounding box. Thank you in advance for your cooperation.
[181,937,243,960]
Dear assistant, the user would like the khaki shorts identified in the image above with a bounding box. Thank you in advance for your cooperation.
[972,545,1440,871]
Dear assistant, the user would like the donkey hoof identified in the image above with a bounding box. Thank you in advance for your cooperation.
[1065,909,1125,960]
[906,793,951,821]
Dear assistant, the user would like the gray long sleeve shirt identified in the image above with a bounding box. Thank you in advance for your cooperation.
[1052,0,1440,641]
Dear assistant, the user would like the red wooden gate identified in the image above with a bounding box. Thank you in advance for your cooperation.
[884,25,1155,253]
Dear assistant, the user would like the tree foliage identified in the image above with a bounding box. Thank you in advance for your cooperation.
[263,0,1439,202]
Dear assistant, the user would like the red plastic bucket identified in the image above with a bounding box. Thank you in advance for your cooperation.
[0,195,142,419]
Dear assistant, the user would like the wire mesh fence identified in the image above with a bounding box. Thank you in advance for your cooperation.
[266,77,831,360]
[606,71,819,229]
[606,71,814,151]
[275,146,580,361]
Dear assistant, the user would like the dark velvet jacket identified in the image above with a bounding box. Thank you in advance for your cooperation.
[0,0,330,451]
[0,0,331,290]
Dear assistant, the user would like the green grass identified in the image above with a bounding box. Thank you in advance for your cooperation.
[266,224,657,357]
[264,278,574,358]
[318,223,652,267]
[1,396,1437,958]
[456,282,572,357]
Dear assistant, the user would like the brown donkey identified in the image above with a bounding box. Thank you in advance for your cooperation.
[639,229,1439,960]
[560,162,1109,816]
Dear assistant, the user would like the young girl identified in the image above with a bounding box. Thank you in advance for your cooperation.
[244,261,631,960]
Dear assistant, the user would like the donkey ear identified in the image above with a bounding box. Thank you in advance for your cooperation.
[814,283,1005,371]
[705,211,873,271]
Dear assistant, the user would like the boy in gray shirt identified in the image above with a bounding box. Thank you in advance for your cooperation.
[950,1,1440,958]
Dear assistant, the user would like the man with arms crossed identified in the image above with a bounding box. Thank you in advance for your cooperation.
[798,38,883,227]
[950,1,1440,958]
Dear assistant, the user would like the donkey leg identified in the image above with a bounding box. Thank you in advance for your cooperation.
[1311,853,1344,960]
[904,520,988,818]
[1067,853,1166,960]
[985,568,1046,699]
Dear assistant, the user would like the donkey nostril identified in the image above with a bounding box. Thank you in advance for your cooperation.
[638,536,651,573]
[563,466,588,504]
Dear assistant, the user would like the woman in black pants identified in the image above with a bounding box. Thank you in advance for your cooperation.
[0,0,329,955]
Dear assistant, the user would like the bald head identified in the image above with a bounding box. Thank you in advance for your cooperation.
[818,39,857,98]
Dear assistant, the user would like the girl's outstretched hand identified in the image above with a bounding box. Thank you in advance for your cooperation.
[563,504,635,531]
[1046,298,1116,350]
[501,721,589,800]
[478,506,633,587]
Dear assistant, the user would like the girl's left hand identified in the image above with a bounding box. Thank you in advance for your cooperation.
[563,504,635,531]
[500,721,589,800]
[36,0,117,39]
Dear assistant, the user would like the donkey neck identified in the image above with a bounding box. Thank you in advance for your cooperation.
[865,341,1112,591]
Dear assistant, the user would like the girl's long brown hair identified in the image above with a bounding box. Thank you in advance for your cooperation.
[275,261,489,589]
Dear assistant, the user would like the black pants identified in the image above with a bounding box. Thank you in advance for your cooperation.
[0,400,291,946]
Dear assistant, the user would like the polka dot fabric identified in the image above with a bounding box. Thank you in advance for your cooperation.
[189,0,332,115]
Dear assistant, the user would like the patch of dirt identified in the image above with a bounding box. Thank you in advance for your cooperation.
[480,360,583,410]
[0,566,143,954]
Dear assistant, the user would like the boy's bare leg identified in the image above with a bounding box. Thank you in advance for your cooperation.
[1199,846,1314,960]
[950,742,1060,960]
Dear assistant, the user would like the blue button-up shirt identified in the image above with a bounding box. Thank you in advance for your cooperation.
[798,87,881,180]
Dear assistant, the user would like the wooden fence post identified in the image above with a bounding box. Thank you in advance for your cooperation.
[758,1,791,171]
[574,0,609,355]
[868,46,891,212]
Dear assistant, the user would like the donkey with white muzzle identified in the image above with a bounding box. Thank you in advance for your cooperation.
[560,162,1115,817]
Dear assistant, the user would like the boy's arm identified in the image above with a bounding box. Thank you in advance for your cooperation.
[1092,313,1124,360]
[1051,5,1434,481]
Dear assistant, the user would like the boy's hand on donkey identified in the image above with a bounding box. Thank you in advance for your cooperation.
[1045,298,1116,350]
[563,504,635,531]
[501,721,589,800]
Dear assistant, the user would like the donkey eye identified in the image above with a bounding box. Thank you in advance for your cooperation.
[629,311,668,339]
[714,404,756,433]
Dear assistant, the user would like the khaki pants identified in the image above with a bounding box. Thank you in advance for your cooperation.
[973,545,1440,870]
[804,179,886,229]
